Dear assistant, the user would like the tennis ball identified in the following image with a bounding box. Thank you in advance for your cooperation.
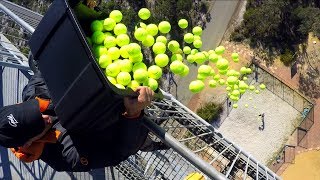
[127,43,141,56]
[178,19,188,29]
[239,81,248,89]
[233,58,239,63]
[106,63,121,77]
[158,21,171,34]
[191,49,199,55]
[115,84,125,89]
[218,79,225,85]
[216,58,229,70]
[255,90,260,94]
[232,90,240,96]
[227,76,238,85]
[208,53,219,63]
[186,55,195,63]
[148,65,162,79]
[170,60,185,74]
[233,104,238,108]
[129,53,143,63]
[138,22,147,29]
[93,45,108,57]
[215,46,225,55]
[127,80,140,91]
[117,72,132,86]
[209,80,217,88]
[114,23,127,35]
[231,53,239,59]
[227,69,238,77]
[180,65,189,77]
[104,32,113,37]
[168,40,180,53]
[143,78,158,91]
[193,39,202,49]
[245,104,248,108]
[197,74,206,80]
[142,35,155,47]
[152,42,166,54]
[193,35,201,41]
[233,84,239,90]
[108,47,120,60]
[104,35,117,48]
[213,74,220,81]
[171,54,183,62]
[109,10,123,23]
[138,8,151,20]
[156,36,167,44]
[134,28,147,41]
[226,86,232,91]
[133,69,148,83]
[107,76,117,85]
[243,76,248,81]
[194,52,206,64]
[103,18,116,31]
[184,33,194,44]
[120,45,129,58]
[246,68,252,74]
[91,31,105,44]
[98,54,112,68]
[240,67,247,74]
[132,62,147,72]
[192,26,203,36]
[91,20,103,32]
[202,51,209,59]
[183,46,191,54]
[119,59,133,72]
[116,34,130,47]
[260,84,266,90]
[155,54,169,67]
[146,24,158,36]
[198,65,212,76]
[240,89,246,94]
[189,80,205,93]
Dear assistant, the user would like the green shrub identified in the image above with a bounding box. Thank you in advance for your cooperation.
[280,49,295,66]
[196,102,223,123]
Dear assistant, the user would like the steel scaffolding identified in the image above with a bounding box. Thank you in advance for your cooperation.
[0,0,281,179]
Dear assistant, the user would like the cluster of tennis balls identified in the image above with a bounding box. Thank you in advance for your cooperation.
[86,7,208,91]
[188,47,267,108]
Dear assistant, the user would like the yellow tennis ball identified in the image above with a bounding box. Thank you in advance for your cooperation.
[146,24,158,36]
[184,33,194,44]
[134,27,147,41]
[127,43,141,56]
[193,39,202,49]
[91,20,103,32]
[148,65,162,80]
[186,54,195,63]
[171,54,183,62]
[192,26,203,36]
[168,40,180,52]
[106,63,121,77]
[116,72,132,86]
[152,42,166,54]
[107,76,117,85]
[119,59,133,72]
[114,23,127,35]
[116,34,130,47]
[189,80,205,93]
[156,35,167,44]
[198,65,212,76]
[170,60,185,74]
[231,53,239,59]
[183,46,191,54]
[233,104,238,108]
[260,84,266,90]
[158,21,171,34]
[132,62,147,72]
[209,80,217,88]
[91,31,105,44]
[120,45,129,58]
[129,53,143,63]
[104,35,117,48]
[155,54,169,67]
[194,52,206,64]
[127,80,140,91]
[178,19,188,29]
[180,65,189,77]
[98,54,112,68]
[216,58,229,70]
[109,10,123,23]
[107,47,120,60]
[215,46,225,55]
[93,45,108,57]
[138,8,151,20]
[103,18,116,31]
[115,84,125,89]
[133,69,148,83]
[227,76,238,85]
[142,35,155,47]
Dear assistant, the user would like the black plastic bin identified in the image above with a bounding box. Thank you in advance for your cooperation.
[29,0,136,132]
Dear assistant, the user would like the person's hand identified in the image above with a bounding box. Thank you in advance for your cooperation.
[123,86,154,118]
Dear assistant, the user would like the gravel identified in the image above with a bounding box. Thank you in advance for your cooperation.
[216,82,300,164]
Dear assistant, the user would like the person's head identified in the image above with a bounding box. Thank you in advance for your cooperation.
[0,99,52,148]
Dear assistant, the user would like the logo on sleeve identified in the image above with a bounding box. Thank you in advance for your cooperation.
[7,114,18,127]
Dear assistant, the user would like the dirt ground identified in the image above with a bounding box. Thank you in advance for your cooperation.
[281,150,320,180]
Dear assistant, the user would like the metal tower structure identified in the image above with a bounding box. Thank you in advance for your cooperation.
[0,0,281,179]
